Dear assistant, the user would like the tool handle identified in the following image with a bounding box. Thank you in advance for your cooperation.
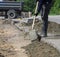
[32,1,39,29]
[32,16,35,29]
[35,1,39,14]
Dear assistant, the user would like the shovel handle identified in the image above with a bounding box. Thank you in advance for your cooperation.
[32,16,36,29]
[35,1,39,14]
[32,1,39,29]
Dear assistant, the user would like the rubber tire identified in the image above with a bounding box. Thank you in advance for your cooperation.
[5,12,8,18]
[7,9,16,19]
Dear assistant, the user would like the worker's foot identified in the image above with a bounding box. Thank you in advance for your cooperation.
[37,34,41,41]
[38,32,47,37]
[41,34,47,37]
[36,32,42,41]
[41,32,47,37]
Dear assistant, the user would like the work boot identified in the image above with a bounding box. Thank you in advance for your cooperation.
[40,31,47,37]
[41,33,47,37]
[37,34,41,41]
[36,32,41,41]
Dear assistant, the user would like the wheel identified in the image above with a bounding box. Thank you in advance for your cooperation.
[5,12,8,18]
[7,9,16,19]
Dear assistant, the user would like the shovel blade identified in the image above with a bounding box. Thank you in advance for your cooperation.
[29,29,37,41]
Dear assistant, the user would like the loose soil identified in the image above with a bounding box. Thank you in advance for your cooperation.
[0,19,60,57]
[24,40,60,57]
[21,20,60,34]
[34,20,60,33]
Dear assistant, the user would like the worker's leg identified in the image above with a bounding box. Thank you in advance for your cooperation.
[41,4,52,37]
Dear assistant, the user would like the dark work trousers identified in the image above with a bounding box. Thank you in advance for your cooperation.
[40,3,52,35]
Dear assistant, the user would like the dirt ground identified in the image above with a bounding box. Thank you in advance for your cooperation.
[34,20,60,33]
[0,19,60,57]
[24,40,60,57]
[0,19,29,57]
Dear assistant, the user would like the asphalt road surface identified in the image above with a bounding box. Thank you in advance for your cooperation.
[22,15,60,24]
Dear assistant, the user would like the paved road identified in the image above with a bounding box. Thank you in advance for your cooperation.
[23,15,60,24]
[41,15,60,24]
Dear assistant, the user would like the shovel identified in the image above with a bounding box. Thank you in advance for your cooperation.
[29,1,41,41]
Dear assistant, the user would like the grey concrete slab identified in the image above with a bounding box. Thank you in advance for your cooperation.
[41,35,60,53]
